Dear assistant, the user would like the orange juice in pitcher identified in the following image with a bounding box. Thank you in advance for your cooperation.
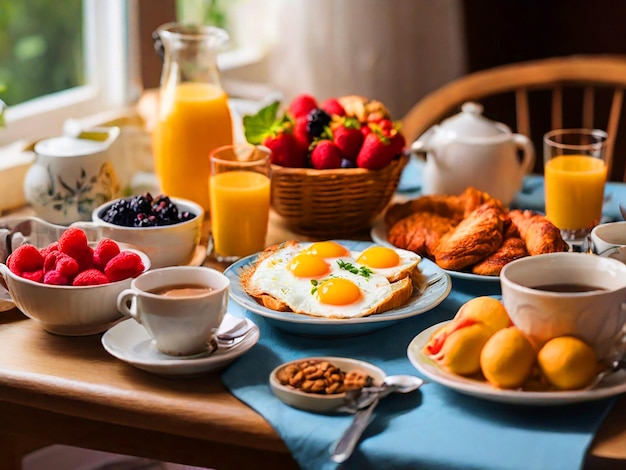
[152,23,233,211]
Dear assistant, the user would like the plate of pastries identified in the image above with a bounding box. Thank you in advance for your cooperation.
[371,187,569,280]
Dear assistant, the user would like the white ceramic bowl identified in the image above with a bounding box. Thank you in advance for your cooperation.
[500,252,626,359]
[269,356,386,413]
[74,196,204,269]
[591,221,626,255]
[0,246,151,336]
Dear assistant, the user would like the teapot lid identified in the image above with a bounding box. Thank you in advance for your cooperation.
[438,102,510,139]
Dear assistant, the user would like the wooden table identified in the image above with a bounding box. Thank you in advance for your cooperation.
[0,208,625,469]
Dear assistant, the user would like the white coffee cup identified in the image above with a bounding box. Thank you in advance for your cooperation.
[590,221,626,255]
[117,266,229,356]
[500,252,626,359]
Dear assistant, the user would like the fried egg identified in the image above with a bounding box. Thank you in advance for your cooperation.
[247,241,396,318]
[353,245,421,282]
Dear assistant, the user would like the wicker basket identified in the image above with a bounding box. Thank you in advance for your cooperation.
[271,153,409,237]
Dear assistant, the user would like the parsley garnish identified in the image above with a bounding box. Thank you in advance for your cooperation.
[337,260,373,278]
[310,279,319,295]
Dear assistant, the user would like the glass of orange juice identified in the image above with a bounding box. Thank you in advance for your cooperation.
[209,144,272,262]
[544,128,609,241]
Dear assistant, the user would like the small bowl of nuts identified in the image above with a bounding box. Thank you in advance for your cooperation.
[269,356,386,413]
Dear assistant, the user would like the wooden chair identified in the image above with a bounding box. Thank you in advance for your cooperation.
[401,55,626,181]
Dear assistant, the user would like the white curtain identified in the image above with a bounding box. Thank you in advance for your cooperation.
[262,0,467,119]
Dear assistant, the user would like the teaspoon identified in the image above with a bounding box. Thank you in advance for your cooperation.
[329,374,425,463]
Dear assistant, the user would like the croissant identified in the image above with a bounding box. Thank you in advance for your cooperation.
[508,210,569,256]
[434,201,505,271]
[472,237,529,276]
[388,212,457,257]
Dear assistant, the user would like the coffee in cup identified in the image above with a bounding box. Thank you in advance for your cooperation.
[117,266,229,356]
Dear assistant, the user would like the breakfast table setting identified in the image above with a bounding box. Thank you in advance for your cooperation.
[2,28,626,468]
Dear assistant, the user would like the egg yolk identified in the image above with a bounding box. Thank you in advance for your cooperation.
[357,246,400,269]
[315,278,362,305]
[288,253,330,278]
[305,241,349,258]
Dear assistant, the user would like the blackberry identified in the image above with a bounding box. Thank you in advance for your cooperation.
[130,193,153,216]
[100,193,196,227]
[134,213,158,227]
[306,109,331,138]
[101,199,134,226]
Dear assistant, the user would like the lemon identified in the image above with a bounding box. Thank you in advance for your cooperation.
[537,336,599,390]
[437,323,494,376]
[455,296,511,333]
[480,327,536,389]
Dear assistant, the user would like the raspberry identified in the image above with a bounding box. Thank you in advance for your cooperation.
[74,246,94,271]
[73,269,109,286]
[40,242,59,258]
[55,253,80,279]
[8,245,44,275]
[93,239,121,270]
[58,227,90,259]
[43,251,60,273]
[44,271,69,286]
[22,270,44,283]
[104,252,145,282]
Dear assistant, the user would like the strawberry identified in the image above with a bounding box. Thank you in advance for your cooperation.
[288,94,318,119]
[320,98,346,117]
[389,132,406,156]
[294,115,311,150]
[332,119,364,162]
[263,132,307,168]
[356,132,395,170]
[310,140,343,170]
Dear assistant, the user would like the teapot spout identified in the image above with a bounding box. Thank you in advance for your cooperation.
[409,127,437,161]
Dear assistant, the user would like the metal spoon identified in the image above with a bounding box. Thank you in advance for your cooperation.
[329,375,425,463]
[619,203,626,221]
[584,358,626,390]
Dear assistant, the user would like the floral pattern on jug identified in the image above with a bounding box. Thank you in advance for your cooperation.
[24,127,121,225]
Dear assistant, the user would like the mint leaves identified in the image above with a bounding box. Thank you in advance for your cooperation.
[243,101,291,144]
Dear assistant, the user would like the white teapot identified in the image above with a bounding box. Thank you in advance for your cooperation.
[411,102,535,205]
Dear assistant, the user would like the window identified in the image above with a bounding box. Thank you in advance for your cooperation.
[0,0,138,145]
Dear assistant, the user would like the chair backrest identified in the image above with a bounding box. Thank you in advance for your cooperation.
[401,55,626,181]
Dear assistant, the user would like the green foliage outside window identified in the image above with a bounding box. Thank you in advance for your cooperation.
[0,0,83,107]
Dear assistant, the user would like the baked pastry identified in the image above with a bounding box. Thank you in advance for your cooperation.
[388,212,457,257]
[508,210,569,255]
[472,237,529,276]
[434,201,505,271]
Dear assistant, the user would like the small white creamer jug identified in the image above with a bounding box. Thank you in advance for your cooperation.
[24,127,121,225]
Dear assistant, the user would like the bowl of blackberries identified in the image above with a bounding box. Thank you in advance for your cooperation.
[75,193,204,269]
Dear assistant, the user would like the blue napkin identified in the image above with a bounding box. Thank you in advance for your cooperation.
[222,285,616,470]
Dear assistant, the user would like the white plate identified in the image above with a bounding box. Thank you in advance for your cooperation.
[101,314,259,378]
[408,321,626,405]
[370,218,500,283]
[270,356,386,413]
[224,240,451,337]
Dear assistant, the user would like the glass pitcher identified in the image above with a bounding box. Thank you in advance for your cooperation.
[152,23,234,212]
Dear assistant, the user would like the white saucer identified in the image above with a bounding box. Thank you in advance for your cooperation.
[408,321,626,405]
[188,243,208,266]
[101,314,259,378]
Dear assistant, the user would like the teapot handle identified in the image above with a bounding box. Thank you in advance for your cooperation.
[513,134,536,174]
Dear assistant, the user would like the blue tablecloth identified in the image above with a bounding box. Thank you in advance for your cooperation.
[221,166,625,470]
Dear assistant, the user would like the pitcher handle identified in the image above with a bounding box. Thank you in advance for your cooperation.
[513,133,536,174]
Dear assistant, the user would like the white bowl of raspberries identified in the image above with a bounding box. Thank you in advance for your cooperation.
[79,193,204,269]
[0,227,150,336]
